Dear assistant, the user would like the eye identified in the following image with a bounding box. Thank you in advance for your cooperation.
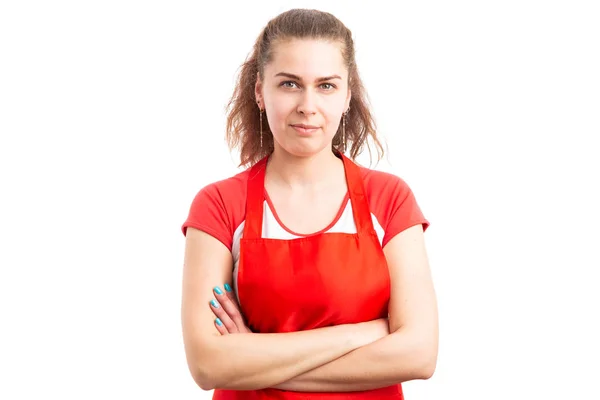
[280,81,299,89]
[320,83,336,90]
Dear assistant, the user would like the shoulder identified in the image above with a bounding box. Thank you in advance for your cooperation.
[358,165,430,247]
[181,168,251,251]
[359,165,417,212]
[359,166,410,196]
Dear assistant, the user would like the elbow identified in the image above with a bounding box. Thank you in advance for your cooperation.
[191,363,217,391]
[410,327,438,381]
[188,345,226,391]
[186,336,234,390]
[388,327,438,381]
[191,354,239,391]
[418,358,437,380]
[394,330,437,381]
[197,378,216,392]
[416,344,438,380]
[385,336,438,382]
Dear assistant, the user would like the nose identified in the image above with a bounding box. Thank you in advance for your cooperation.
[296,89,317,115]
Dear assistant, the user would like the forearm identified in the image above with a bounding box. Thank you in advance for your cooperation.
[273,328,437,392]
[195,322,377,391]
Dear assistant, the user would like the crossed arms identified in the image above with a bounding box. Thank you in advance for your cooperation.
[180,224,438,391]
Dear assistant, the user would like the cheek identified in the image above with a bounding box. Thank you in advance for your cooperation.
[324,111,341,129]
[266,98,294,126]
[265,108,289,137]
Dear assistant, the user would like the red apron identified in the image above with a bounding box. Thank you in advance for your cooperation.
[214,153,404,399]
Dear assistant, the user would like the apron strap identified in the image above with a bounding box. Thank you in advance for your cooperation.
[340,153,378,236]
[243,156,268,240]
[243,153,377,240]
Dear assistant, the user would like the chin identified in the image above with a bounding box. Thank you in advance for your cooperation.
[272,127,335,158]
[279,140,331,159]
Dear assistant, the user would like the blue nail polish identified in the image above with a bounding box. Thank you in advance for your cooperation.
[210,299,219,308]
[214,286,223,295]
[215,318,223,326]
[224,283,232,292]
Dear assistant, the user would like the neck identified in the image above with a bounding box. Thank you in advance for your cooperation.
[266,147,343,189]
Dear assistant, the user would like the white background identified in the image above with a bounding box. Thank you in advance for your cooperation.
[1,1,599,399]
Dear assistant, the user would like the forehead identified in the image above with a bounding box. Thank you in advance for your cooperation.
[266,39,346,78]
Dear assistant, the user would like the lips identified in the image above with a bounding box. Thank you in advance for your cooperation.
[291,124,319,129]
[291,124,320,135]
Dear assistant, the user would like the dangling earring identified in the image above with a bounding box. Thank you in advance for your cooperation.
[342,113,346,152]
[258,103,263,148]
[342,106,350,153]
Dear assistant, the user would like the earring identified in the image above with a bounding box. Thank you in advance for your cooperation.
[258,102,263,148]
[342,113,346,152]
[259,110,262,149]
[342,107,349,153]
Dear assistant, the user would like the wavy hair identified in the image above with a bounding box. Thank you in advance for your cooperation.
[225,8,385,168]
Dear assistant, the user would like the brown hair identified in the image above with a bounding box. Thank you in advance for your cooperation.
[225,8,385,168]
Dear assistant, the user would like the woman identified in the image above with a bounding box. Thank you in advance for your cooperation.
[180,8,438,399]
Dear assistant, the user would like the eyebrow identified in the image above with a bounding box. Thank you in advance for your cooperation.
[274,72,342,82]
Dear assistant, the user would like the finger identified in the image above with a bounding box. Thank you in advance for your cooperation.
[217,289,252,333]
[215,285,245,326]
[209,297,238,333]
[218,285,253,334]
[223,283,238,305]
[214,317,228,335]
[214,286,246,331]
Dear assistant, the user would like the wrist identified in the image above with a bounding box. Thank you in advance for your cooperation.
[337,321,377,350]
[356,319,389,347]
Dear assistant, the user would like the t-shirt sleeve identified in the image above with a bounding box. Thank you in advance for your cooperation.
[181,183,234,251]
[381,176,430,247]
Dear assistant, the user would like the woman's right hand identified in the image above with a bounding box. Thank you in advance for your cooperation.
[209,284,252,334]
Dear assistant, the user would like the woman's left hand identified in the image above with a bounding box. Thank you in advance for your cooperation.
[209,284,252,335]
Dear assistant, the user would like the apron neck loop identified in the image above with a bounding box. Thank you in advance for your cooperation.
[243,153,376,240]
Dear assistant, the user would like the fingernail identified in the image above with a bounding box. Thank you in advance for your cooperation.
[210,299,219,308]
[214,286,223,295]
[224,283,232,292]
[215,318,223,326]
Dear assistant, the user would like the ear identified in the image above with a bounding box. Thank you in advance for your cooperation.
[255,72,263,108]
[344,88,352,113]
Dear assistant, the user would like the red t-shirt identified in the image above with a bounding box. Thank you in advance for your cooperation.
[182,165,429,249]
[182,162,429,303]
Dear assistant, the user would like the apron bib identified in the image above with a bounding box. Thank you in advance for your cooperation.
[214,154,403,399]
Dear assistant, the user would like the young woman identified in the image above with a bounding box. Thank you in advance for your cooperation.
[181,8,438,399]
